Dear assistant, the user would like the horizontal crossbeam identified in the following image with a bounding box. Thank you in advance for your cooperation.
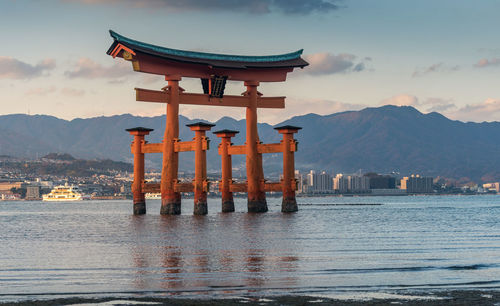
[142,183,160,193]
[262,182,282,192]
[175,182,195,193]
[142,182,208,193]
[221,141,297,155]
[226,182,295,193]
[135,88,285,109]
[229,183,247,193]
[134,140,208,154]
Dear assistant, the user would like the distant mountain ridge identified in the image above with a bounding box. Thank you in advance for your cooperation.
[0,105,499,182]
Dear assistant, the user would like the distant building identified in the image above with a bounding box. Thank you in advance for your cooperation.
[317,171,332,192]
[333,174,369,193]
[0,182,23,192]
[364,173,396,189]
[295,170,304,194]
[401,175,433,193]
[120,184,132,194]
[483,182,500,193]
[333,174,348,193]
[307,170,317,190]
[347,175,370,193]
[0,193,21,201]
[25,186,40,200]
[304,170,333,193]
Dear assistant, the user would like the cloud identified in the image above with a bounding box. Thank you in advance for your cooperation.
[422,98,456,113]
[380,95,459,114]
[25,86,57,96]
[475,58,500,68]
[0,57,56,79]
[64,57,133,79]
[66,0,341,14]
[380,94,419,107]
[303,53,368,75]
[412,62,460,77]
[61,87,85,97]
[25,86,85,97]
[449,98,500,122]
[379,95,500,122]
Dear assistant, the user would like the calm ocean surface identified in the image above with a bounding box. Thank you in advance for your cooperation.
[1,195,499,302]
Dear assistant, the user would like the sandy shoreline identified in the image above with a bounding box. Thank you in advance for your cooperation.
[2,290,500,305]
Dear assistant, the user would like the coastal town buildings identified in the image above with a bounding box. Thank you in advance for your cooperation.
[333,174,370,194]
[400,175,434,194]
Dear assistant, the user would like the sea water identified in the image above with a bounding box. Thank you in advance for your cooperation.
[0,195,499,302]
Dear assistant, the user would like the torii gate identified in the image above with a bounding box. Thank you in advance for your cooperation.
[107,30,308,215]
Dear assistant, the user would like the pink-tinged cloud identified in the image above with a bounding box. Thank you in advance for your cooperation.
[475,58,500,68]
[61,87,85,97]
[449,98,500,122]
[64,0,341,14]
[412,62,460,77]
[64,58,133,79]
[303,52,367,75]
[25,86,57,96]
[380,94,419,107]
[0,57,56,79]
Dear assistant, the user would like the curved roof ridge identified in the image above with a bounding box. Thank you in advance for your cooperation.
[109,30,304,63]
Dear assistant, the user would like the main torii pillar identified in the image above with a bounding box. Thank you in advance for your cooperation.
[107,30,308,214]
[245,81,267,212]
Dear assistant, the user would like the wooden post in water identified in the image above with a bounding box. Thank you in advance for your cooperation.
[160,75,182,215]
[275,126,301,213]
[214,129,239,212]
[244,81,268,213]
[187,122,215,215]
[126,127,153,215]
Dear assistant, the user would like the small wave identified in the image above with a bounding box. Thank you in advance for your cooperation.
[313,263,497,275]
[447,264,491,270]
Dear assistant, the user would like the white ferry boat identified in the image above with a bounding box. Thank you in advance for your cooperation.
[42,185,89,202]
[145,192,161,199]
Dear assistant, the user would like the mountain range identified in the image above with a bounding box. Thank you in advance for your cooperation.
[0,105,499,182]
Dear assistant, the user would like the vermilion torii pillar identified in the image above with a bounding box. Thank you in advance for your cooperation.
[187,122,215,215]
[126,127,153,215]
[160,75,182,215]
[214,129,239,212]
[107,30,308,214]
[244,81,267,212]
[275,126,301,212]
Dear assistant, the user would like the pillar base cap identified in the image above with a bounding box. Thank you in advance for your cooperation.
[222,200,235,213]
[160,199,181,215]
[281,198,298,213]
[193,201,208,215]
[133,202,146,215]
[248,199,268,213]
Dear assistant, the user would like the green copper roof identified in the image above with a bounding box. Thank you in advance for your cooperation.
[109,30,304,63]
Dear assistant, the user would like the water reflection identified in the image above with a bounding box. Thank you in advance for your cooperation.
[161,245,184,290]
[128,211,301,293]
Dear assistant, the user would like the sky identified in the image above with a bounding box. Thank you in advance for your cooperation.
[1,0,500,124]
